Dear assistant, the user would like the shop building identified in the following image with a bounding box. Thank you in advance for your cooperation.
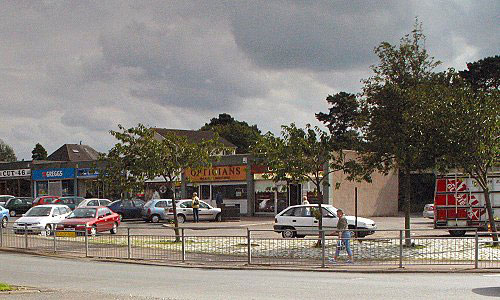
[0,161,32,197]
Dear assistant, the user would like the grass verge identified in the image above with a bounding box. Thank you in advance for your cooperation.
[0,283,14,291]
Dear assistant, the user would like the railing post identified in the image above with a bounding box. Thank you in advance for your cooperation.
[399,230,403,268]
[247,228,252,265]
[85,224,89,257]
[0,222,3,248]
[181,228,185,262]
[53,223,57,252]
[321,230,326,268]
[24,223,28,249]
[474,230,479,269]
[127,227,131,259]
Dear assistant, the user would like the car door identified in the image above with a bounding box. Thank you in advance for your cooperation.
[178,201,193,221]
[102,207,114,230]
[291,207,316,235]
[120,200,135,219]
[132,200,144,218]
[95,208,107,232]
[198,201,212,221]
[321,208,337,234]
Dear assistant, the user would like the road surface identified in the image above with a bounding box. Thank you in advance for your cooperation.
[0,252,498,299]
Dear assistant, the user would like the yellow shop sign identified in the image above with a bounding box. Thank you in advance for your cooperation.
[186,165,247,182]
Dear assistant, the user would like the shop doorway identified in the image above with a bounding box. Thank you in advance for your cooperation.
[289,184,301,206]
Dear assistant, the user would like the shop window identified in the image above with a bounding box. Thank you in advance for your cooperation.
[61,180,75,196]
[201,185,210,200]
[212,185,247,200]
[255,192,275,213]
[37,181,48,196]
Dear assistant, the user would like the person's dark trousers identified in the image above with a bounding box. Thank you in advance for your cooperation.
[193,208,199,222]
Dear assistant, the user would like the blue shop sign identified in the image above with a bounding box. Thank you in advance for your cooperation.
[77,168,100,178]
[32,168,75,180]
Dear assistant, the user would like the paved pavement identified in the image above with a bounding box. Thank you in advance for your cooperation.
[0,252,499,299]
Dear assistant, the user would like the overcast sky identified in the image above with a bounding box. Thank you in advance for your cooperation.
[1,1,498,160]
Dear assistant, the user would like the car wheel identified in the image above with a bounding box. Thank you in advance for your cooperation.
[1,217,7,228]
[90,226,97,236]
[282,227,296,238]
[449,230,466,237]
[176,214,186,224]
[9,210,16,217]
[215,213,222,222]
[110,222,118,234]
[45,224,52,236]
[151,215,160,223]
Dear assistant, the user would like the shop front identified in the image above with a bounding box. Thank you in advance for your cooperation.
[0,167,32,197]
[32,168,76,197]
[253,176,302,215]
[185,165,248,214]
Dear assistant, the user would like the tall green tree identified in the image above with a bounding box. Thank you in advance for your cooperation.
[459,55,499,92]
[201,113,261,154]
[31,143,48,160]
[0,139,16,162]
[253,123,356,245]
[103,124,224,241]
[359,21,442,245]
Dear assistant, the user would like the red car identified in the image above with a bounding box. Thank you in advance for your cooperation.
[32,196,59,207]
[56,206,120,235]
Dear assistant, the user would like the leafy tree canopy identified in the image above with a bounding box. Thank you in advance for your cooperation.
[0,139,16,162]
[31,143,48,160]
[201,113,261,154]
[459,55,499,92]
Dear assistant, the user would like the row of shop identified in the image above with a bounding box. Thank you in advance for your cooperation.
[0,152,399,217]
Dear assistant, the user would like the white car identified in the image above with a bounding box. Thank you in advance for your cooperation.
[422,204,434,219]
[77,198,112,208]
[273,204,377,238]
[13,205,71,235]
[165,199,222,223]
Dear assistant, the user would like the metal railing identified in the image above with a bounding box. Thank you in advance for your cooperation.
[0,222,498,269]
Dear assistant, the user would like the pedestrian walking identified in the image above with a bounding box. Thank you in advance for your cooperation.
[192,192,200,223]
[302,196,309,205]
[331,208,353,263]
[215,191,223,208]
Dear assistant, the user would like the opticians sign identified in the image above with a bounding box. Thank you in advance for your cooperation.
[0,169,31,178]
[32,168,75,180]
[185,165,247,182]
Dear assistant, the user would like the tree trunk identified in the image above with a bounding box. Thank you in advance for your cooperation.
[404,170,412,247]
[164,177,180,242]
[483,188,498,245]
[316,181,323,247]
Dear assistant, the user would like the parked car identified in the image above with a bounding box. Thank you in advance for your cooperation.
[13,205,71,235]
[142,199,172,223]
[53,196,85,210]
[4,197,33,217]
[0,205,9,228]
[273,204,377,238]
[77,198,112,208]
[108,199,145,221]
[56,206,120,235]
[0,195,15,207]
[423,203,434,219]
[32,196,59,207]
[165,199,221,223]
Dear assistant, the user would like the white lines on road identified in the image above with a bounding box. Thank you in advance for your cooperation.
[482,274,500,277]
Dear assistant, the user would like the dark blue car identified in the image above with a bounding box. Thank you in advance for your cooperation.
[108,199,145,221]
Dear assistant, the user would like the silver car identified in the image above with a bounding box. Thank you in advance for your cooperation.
[423,203,434,219]
[142,199,172,223]
[165,199,222,223]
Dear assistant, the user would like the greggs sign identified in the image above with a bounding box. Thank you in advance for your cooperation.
[186,165,247,182]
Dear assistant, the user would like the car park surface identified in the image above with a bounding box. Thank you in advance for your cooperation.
[57,206,120,236]
[142,199,172,223]
[4,197,33,217]
[165,199,221,223]
[108,199,145,221]
[13,204,71,235]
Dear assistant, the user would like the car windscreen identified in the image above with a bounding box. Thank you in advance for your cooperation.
[67,208,96,219]
[324,207,338,215]
[26,207,52,217]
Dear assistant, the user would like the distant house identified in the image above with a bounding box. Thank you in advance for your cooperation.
[47,144,100,162]
[152,128,237,156]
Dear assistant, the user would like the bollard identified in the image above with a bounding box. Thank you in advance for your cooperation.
[181,228,186,262]
[399,230,403,268]
[24,223,28,249]
[53,223,57,252]
[127,227,131,259]
[474,230,479,269]
[321,230,326,268]
[85,224,89,257]
[247,229,252,265]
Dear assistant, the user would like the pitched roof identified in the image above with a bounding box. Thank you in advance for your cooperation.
[152,128,236,148]
[47,144,100,162]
